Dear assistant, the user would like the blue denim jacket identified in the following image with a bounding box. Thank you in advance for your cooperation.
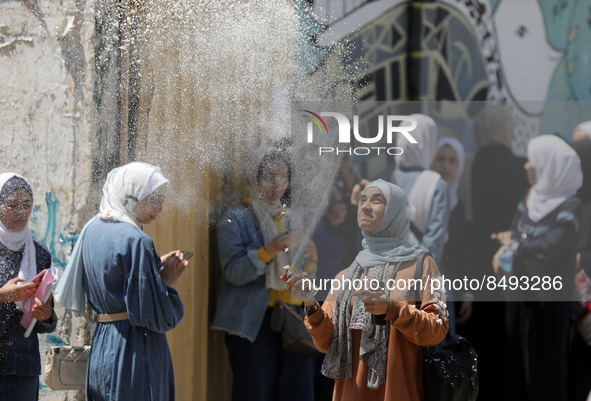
[212,204,311,342]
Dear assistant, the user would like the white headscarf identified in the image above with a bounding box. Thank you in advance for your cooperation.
[0,173,37,300]
[396,114,438,169]
[55,162,168,313]
[436,137,466,210]
[99,162,169,228]
[574,121,591,140]
[526,136,583,222]
[242,147,290,291]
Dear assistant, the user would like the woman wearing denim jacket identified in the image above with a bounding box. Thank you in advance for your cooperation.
[213,147,318,401]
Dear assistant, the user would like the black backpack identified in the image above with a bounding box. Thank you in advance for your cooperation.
[415,252,479,401]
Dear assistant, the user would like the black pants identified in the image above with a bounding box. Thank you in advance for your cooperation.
[225,308,314,401]
[504,301,572,401]
[0,374,39,401]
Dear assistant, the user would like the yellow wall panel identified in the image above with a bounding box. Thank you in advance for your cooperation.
[134,2,292,399]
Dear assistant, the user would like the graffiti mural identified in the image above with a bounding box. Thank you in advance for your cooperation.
[494,0,562,115]
[30,193,78,268]
[303,0,591,158]
[1,1,96,399]
[294,0,330,75]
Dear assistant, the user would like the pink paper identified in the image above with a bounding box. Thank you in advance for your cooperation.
[19,268,58,335]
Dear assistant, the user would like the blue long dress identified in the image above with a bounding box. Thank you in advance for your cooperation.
[82,219,184,401]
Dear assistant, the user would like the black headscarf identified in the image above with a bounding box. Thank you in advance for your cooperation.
[571,141,591,204]
[0,176,33,204]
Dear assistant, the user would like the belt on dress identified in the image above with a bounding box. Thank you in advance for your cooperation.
[97,312,129,322]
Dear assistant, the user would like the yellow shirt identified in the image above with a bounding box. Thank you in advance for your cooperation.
[252,204,315,307]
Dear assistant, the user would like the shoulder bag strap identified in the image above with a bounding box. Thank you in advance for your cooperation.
[414,251,432,309]
[415,252,452,342]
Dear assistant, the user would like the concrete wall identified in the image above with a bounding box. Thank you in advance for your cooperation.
[0,0,98,399]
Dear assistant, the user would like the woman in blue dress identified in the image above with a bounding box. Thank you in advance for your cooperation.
[0,173,56,400]
[55,162,187,401]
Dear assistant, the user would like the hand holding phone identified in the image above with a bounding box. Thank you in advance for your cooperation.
[160,250,189,288]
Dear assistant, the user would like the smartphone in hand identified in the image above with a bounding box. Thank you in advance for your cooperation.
[180,251,194,261]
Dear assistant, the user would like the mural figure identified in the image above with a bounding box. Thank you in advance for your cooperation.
[494,0,563,116]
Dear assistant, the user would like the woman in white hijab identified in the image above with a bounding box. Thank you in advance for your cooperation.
[432,137,465,212]
[54,162,187,401]
[432,138,472,326]
[212,147,318,401]
[391,114,450,267]
[492,135,583,401]
[284,179,448,401]
[0,173,56,400]
[573,121,591,142]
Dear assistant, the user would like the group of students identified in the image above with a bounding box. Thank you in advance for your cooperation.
[211,109,591,401]
[211,145,449,401]
[0,164,188,400]
[1,107,590,401]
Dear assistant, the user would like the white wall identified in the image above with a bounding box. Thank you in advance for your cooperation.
[0,1,96,399]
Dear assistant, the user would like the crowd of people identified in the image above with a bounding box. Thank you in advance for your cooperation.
[0,106,590,401]
[1,164,188,400]
[210,108,591,401]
